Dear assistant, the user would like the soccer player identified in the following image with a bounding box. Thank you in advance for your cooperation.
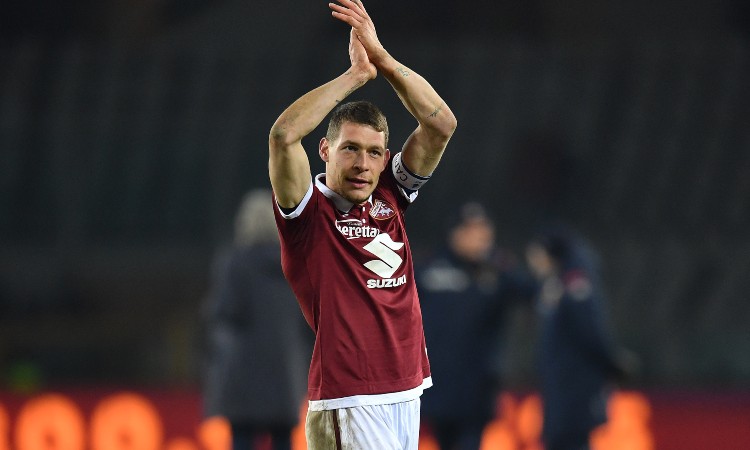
[268,0,457,448]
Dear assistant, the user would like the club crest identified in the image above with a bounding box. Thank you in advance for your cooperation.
[370,199,396,220]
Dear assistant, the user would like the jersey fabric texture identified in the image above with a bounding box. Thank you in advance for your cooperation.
[274,152,432,410]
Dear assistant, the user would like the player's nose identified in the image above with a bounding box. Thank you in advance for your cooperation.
[352,151,369,171]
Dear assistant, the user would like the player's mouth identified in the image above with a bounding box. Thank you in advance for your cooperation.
[347,177,371,189]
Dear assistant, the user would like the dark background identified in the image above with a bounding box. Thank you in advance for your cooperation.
[1,0,749,391]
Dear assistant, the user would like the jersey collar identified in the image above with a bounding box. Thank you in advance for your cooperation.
[315,174,372,213]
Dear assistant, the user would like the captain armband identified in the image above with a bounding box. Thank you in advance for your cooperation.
[392,152,431,199]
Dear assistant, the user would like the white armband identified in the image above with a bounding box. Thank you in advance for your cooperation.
[392,152,431,193]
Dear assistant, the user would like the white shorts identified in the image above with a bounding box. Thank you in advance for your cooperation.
[305,399,421,450]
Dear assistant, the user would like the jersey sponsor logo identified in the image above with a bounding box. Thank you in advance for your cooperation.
[370,199,396,220]
[363,233,404,278]
[335,219,380,240]
[335,219,406,287]
[367,274,407,289]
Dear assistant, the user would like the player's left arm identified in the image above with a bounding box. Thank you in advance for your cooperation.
[329,0,457,177]
[381,57,457,178]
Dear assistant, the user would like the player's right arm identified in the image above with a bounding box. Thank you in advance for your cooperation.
[269,29,376,209]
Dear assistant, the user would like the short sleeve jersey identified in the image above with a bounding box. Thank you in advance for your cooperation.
[274,152,432,409]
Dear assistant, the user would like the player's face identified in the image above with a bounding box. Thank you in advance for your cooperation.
[319,122,390,205]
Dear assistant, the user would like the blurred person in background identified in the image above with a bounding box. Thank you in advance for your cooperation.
[525,226,638,450]
[417,202,532,450]
[201,189,312,450]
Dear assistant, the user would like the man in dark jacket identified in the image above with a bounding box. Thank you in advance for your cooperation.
[202,189,313,450]
[526,226,637,450]
[417,202,530,450]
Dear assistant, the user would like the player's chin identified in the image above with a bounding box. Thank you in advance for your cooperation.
[343,188,373,205]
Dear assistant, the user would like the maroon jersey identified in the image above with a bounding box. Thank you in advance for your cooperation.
[274,153,431,404]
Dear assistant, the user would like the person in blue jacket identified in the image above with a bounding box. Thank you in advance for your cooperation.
[525,226,636,450]
[417,202,531,450]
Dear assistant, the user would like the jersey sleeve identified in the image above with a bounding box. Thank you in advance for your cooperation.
[273,179,315,244]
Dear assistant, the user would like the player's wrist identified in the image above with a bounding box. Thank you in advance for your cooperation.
[368,49,392,69]
[349,62,377,82]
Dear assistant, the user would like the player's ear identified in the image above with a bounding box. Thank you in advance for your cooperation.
[319,137,330,162]
[383,149,391,168]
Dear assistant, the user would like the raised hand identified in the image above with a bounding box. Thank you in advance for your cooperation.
[348,28,377,81]
[330,0,388,65]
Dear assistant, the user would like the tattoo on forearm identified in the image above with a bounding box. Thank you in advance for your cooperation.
[396,67,411,77]
[340,80,365,102]
[428,103,444,118]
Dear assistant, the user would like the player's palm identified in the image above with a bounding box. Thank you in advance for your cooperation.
[349,29,377,80]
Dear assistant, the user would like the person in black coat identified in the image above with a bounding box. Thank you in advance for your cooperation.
[202,189,312,450]
[417,202,530,450]
[525,226,637,450]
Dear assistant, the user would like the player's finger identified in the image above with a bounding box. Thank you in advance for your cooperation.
[329,3,363,22]
[351,0,371,19]
[329,1,363,18]
[335,0,366,17]
[329,5,361,25]
[331,11,362,28]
